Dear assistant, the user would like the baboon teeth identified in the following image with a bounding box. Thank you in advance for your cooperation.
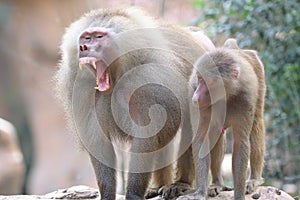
[91,61,96,69]
[78,57,97,69]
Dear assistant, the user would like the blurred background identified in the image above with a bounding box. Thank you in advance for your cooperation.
[0,0,299,197]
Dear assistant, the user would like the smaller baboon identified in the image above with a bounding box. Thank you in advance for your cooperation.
[179,39,266,200]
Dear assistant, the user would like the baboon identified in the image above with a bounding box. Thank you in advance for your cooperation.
[180,39,266,200]
[55,7,214,200]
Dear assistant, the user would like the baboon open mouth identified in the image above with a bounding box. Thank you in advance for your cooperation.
[79,57,111,92]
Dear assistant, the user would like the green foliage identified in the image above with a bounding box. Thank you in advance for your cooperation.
[193,0,300,186]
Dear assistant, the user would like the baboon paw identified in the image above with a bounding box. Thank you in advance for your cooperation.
[245,178,264,194]
[176,192,205,200]
[221,185,233,191]
[208,185,220,197]
[145,187,162,199]
[208,184,233,197]
[162,182,193,199]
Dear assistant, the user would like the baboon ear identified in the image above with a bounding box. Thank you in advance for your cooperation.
[232,66,240,79]
[224,38,239,49]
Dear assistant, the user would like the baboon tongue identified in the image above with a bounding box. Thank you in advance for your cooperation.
[96,61,110,92]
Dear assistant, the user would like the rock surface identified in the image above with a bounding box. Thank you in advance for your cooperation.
[0,185,295,200]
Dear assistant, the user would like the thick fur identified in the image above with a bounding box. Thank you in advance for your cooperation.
[55,7,212,200]
[180,39,266,200]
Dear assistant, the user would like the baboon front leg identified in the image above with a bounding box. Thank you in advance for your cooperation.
[89,145,116,200]
[126,139,152,200]
[177,123,210,200]
[232,126,250,200]
[209,133,232,197]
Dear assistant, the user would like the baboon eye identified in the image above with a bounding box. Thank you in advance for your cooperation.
[84,36,91,40]
[95,34,103,38]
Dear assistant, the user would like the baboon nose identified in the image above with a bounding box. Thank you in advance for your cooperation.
[79,45,88,51]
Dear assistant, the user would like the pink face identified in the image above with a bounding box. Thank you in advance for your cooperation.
[192,76,213,109]
[192,74,227,109]
[78,27,115,92]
